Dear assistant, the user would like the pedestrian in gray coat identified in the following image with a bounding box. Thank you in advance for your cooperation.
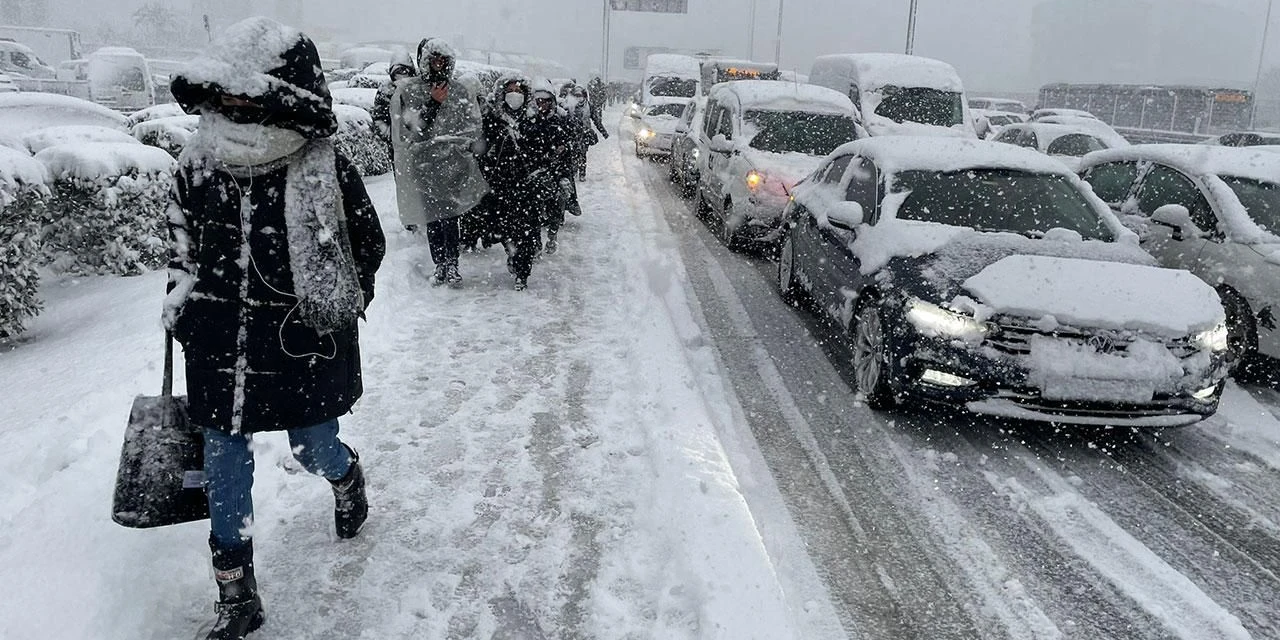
[390,37,488,287]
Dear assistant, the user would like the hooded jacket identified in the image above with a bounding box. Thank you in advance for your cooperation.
[372,51,416,140]
[390,37,488,226]
[165,18,386,434]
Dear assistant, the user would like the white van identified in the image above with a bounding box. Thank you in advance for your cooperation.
[86,47,154,111]
[809,53,976,138]
[642,53,700,108]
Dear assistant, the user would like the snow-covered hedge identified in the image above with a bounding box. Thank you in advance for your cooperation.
[125,103,187,128]
[0,147,51,337]
[334,104,390,176]
[331,87,377,112]
[23,125,140,155]
[35,143,176,276]
[132,115,199,157]
[348,74,387,90]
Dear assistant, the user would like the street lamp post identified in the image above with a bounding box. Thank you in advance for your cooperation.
[748,0,758,60]
[602,0,612,81]
[774,0,785,65]
[905,0,919,55]
[1252,0,1274,128]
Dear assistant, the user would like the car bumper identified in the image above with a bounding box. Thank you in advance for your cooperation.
[892,334,1225,427]
[636,134,674,154]
[731,193,790,243]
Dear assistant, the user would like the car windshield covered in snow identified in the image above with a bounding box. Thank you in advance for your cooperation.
[648,77,698,98]
[646,103,685,118]
[1221,175,1280,235]
[743,109,858,155]
[894,168,1114,241]
[875,86,964,127]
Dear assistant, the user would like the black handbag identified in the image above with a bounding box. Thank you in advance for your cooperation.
[111,332,209,528]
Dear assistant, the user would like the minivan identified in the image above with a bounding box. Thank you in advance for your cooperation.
[808,53,976,138]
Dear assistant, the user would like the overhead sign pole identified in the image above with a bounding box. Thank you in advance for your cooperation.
[748,0,758,60]
[602,0,612,80]
[1252,0,1274,128]
[905,0,919,55]
[774,0,785,65]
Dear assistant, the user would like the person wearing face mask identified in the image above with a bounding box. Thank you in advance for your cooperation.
[165,17,386,640]
[526,83,574,255]
[390,37,488,287]
[476,75,544,290]
[372,51,416,156]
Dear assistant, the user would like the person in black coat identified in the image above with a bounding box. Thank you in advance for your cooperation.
[527,85,574,254]
[479,75,546,290]
[166,17,386,640]
[372,52,416,156]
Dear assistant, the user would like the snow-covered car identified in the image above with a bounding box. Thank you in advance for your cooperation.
[125,103,187,127]
[991,122,1113,172]
[972,108,1027,139]
[0,40,55,79]
[634,101,687,158]
[809,53,977,138]
[777,137,1228,426]
[131,115,199,156]
[1199,130,1280,147]
[668,97,706,198]
[1079,144,1280,377]
[22,125,140,154]
[330,87,377,112]
[0,72,16,93]
[969,97,1028,114]
[1031,107,1099,122]
[86,47,155,111]
[1034,115,1130,149]
[696,81,859,247]
[0,93,128,139]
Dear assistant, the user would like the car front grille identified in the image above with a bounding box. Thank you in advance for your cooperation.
[986,320,1199,359]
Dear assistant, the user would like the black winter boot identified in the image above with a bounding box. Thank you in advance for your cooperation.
[206,537,265,640]
[330,446,367,539]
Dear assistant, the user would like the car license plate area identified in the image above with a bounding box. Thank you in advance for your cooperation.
[1038,377,1155,403]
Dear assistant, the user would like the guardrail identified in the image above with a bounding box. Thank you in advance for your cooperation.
[1114,127,1213,145]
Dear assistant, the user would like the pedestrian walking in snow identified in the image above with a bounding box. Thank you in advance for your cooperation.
[527,84,574,254]
[372,51,417,157]
[478,75,547,290]
[165,17,386,640]
[390,37,488,287]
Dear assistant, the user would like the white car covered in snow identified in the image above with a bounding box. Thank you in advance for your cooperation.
[808,53,977,138]
[1034,115,1130,149]
[972,108,1026,139]
[695,80,859,248]
[991,122,1114,172]
[969,97,1028,114]
[1031,108,1099,121]
[1080,144,1280,377]
[0,92,127,140]
[634,100,688,158]
[778,137,1228,426]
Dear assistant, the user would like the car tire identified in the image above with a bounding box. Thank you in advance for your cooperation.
[778,226,803,305]
[668,155,679,182]
[1222,289,1263,382]
[634,142,641,158]
[720,199,739,250]
[852,301,897,410]
[681,171,698,200]
[695,186,712,219]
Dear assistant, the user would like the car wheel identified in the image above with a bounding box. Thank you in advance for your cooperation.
[778,226,803,304]
[695,185,712,218]
[668,155,679,182]
[1222,289,1262,381]
[681,171,697,199]
[720,199,740,250]
[852,302,897,409]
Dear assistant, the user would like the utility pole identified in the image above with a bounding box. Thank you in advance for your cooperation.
[774,0,785,65]
[748,0,758,59]
[601,0,612,81]
[905,0,919,55]
[1252,0,1274,128]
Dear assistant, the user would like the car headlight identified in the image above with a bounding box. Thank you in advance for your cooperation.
[637,128,656,140]
[691,147,700,160]
[1195,322,1229,352]
[745,169,765,190]
[905,298,990,341]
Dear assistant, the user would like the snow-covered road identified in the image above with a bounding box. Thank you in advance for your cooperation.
[4,111,1280,640]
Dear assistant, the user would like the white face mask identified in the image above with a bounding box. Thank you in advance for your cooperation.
[198,111,307,167]
[504,92,525,111]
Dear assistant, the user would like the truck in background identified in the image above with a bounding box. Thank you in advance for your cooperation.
[0,25,81,66]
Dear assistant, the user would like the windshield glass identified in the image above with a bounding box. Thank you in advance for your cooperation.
[894,168,1114,241]
[874,86,965,127]
[648,77,697,98]
[743,110,858,155]
[1221,175,1280,234]
[1046,133,1106,156]
[646,103,685,118]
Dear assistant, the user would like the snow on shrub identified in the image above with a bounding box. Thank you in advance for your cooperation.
[331,87,377,111]
[334,104,389,176]
[348,74,387,90]
[23,125,141,155]
[0,147,51,337]
[35,143,176,276]
[125,103,187,128]
[132,115,199,157]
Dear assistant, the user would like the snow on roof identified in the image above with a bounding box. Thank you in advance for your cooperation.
[1083,144,1280,183]
[709,80,854,115]
[1035,116,1129,148]
[813,53,963,92]
[0,146,49,204]
[88,46,144,59]
[0,93,128,140]
[1033,108,1098,120]
[644,53,700,77]
[1003,122,1111,145]
[35,142,175,181]
[833,136,1075,176]
[330,87,377,111]
[23,125,140,154]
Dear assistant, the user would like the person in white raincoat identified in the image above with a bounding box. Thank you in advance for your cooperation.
[391,37,488,287]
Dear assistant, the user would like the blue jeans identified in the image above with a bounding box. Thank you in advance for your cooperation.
[205,419,353,547]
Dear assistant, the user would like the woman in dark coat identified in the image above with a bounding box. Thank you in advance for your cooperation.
[479,75,545,290]
[165,17,386,640]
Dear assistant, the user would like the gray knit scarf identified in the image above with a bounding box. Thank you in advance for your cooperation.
[223,140,363,335]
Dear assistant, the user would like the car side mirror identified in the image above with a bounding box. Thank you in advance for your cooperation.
[628,111,642,119]
[1151,204,1204,241]
[674,123,689,134]
[826,201,865,231]
[709,134,734,153]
